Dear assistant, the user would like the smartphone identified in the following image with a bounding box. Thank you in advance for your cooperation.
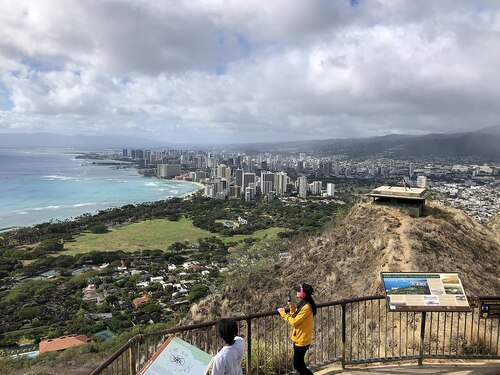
[287,293,291,302]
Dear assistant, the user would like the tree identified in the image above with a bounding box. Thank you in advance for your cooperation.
[187,284,209,303]
[88,224,108,234]
[16,306,41,321]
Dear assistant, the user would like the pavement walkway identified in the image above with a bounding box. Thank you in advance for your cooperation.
[314,362,500,375]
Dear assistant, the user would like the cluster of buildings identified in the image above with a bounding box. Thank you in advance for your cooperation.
[122,147,340,201]
[202,169,336,201]
[432,180,499,223]
[120,148,498,219]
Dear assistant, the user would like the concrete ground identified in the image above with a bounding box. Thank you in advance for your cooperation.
[314,362,500,375]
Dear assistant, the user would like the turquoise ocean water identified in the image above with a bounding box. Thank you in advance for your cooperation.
[0,149,200,230]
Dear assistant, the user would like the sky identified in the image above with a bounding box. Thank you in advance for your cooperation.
[1,0,500,144]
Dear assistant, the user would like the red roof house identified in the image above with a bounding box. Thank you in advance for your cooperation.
[39,334,88,353]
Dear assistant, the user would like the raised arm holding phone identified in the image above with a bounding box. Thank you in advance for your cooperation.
[278,283,317,375]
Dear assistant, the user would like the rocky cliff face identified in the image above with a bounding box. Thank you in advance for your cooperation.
[186,202,500,323]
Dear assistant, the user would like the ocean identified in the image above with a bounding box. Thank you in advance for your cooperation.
[0,149,201,230]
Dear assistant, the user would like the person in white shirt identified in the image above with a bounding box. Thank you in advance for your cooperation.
[211,318,244,375]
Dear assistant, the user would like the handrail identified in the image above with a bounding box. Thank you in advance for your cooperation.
[90,295,500,375]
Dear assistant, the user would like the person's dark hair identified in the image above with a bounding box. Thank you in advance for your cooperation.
[296,289,317,316]
[218,318,238,345]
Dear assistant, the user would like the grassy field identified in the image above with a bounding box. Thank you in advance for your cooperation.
[63,218,286,255]
[222,227,286,243]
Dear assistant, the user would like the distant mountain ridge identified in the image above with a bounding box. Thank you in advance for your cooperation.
[0,127,499,159]
[231,127,500,159]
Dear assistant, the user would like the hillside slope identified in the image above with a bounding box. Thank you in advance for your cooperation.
[188,202,500,322]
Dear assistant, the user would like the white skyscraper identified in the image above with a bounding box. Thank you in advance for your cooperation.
[311,181,322,195]
[217,164,231,179]
[327,183,335,197]
[298,176,308,198]
[275,172,288,196]
[409,163,415,177]
[416,175,427,188]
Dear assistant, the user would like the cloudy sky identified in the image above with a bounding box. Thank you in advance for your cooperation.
[1,0,500,144]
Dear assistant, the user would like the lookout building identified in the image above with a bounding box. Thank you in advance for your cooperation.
[368,185,430,217]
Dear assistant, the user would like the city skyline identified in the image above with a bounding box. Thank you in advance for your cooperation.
[1,1,500,144]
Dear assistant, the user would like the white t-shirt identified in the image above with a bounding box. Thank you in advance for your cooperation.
[211,336,244,375]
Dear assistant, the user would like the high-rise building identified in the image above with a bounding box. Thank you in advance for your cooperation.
[207,157,217,168]
[157,164,181,178]
[311,181,322,195]
[235,169,243,188]
[204,184,215,198]
[191,171,208,181]
[229,185,242,198]
[416,175,427,188]
[215,178,229,193]
[261,172,275,194]
[409,163,415,177]
[296,160,304,174]
[335,161,340,176]
[195,155,205,168]
[216,164,231,180]
[299,153,306,160]
[298,176,308,198]
[275,172,288,197]
[327,183,335,197]
[245,187,253,201]
[242,173,256,190]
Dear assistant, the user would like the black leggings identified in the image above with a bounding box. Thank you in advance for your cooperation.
[293,344,313,375]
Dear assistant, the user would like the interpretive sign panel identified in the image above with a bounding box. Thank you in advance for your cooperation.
[138,336,213,375]
[381,272,471,312]
[480,298,500,319]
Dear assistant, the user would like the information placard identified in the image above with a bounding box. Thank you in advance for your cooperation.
[480,298,500,319]
[138,336,213,375]
[381,272,471,312]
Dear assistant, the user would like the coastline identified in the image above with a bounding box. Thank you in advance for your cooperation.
[0,150,206,231]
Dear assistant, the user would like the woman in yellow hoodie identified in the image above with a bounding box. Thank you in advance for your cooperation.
[278,283,317,375]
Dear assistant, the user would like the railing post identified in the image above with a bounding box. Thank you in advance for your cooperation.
[246,318,252,375]
[341,302,346,369]
[418,312,426,366]
[129,344,136,375]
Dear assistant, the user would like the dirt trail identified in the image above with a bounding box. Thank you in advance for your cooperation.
[393,214,413,272]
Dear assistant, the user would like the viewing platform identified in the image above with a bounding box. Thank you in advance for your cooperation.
[368,185,431,217]
[91,295,500,375]
[316,362,500,374]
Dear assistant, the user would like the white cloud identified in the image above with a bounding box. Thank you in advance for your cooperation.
[0,0,500,143]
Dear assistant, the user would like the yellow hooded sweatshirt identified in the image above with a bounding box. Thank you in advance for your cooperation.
[279,302,314,346]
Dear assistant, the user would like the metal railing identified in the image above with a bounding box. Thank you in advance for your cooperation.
[90,295,500,375]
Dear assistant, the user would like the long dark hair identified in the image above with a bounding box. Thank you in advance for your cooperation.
[297,294,317,316]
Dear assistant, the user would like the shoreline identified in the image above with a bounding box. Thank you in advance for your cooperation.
[1,160,205,232]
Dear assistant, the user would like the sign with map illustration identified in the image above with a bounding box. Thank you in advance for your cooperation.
[381,272,470,312]
[138,336,213,375]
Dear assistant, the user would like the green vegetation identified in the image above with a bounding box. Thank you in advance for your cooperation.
[62,218,287,255]
[0,195,348,372]
[63,218,212,255]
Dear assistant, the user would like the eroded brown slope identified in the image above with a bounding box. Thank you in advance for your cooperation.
[187,202,500,323]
